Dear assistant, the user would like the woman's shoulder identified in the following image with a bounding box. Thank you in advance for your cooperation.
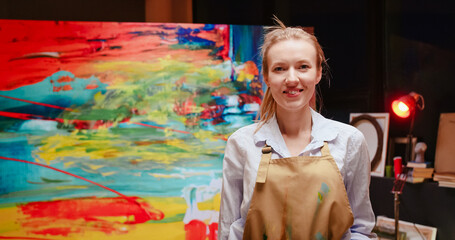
[228,122,258,140]
[322,117,365,142]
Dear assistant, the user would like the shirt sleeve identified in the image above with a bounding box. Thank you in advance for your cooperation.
[345,130,378,239]
[218,132,245,240]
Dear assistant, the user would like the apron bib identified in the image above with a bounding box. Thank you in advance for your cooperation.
[243,142,354,240]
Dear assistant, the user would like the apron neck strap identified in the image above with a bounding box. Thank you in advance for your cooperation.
[256,145,272,183]
[321,142,331,157]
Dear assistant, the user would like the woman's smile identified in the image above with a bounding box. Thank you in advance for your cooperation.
[265,39,321,112]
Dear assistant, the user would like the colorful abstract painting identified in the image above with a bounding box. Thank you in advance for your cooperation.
[0,20,263,239]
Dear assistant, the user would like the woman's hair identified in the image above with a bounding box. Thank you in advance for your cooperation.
[257,16,329,127]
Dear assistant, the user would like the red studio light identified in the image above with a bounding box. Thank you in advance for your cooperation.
[391,92,425,118]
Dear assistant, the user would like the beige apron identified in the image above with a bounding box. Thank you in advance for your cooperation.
[243,142,354,240]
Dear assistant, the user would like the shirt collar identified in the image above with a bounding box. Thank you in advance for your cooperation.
[253,108,338,155]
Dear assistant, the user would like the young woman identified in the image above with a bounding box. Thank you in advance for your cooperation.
[219,19,376,240]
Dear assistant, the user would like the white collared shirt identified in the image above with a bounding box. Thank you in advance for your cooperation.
[219,109,376,240]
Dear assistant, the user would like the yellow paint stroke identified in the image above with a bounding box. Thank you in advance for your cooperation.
[86,164,104,170]
[100,171,117,177]
[93,91,106,104]
[197,192,221,212]
[55,185,89,190]
[0,205,21,233]
[193,129,220,142]
[64,161,75,168]
[148,173,185,179]
[36,131,223,165]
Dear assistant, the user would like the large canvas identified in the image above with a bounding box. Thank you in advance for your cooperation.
[0,19,263,239]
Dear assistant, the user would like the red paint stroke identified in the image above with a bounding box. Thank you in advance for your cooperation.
[17,196,164,236]
[200,105,224,120]
[173,98,198,116]
[20,196,163,224]
[0,20,228,91]
[184,220,218,240]
[0,236,55,240]
[0,110,116,130]
[0,111,65,122]
[56,76,73,83]
[0,95,73,111]
[85,83,99,89]
[239,93,262,106]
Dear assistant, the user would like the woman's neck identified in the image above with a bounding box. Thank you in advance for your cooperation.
[276,107,312,135]
[276,107,313,156]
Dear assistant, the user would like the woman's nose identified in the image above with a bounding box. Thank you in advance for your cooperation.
[285,68,299,83]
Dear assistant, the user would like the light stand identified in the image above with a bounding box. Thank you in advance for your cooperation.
[391,171,407,240]
[390,91,425,240]
[404,109,415,165]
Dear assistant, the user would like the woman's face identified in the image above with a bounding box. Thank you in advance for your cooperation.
[264,39,322,113]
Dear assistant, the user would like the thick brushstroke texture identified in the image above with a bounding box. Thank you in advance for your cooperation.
[0,19,263,239]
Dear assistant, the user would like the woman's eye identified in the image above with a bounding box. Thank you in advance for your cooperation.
[299,65,309,69]
[273,67,284,71]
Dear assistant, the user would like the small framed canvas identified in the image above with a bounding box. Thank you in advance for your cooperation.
[350,113,390,177]
[375,215,437,240]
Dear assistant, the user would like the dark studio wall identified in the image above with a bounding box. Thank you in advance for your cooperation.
[0,0,145,22]
[383,0,455,164]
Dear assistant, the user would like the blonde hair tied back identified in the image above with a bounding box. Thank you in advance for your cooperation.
[256,16,329,131]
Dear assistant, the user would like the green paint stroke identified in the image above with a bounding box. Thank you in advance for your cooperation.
[315,232,327,240]
[311,182,330,240]
[286,224,292,239]
[317,182,330,204]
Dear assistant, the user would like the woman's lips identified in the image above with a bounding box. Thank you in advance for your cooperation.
[282,89,304,94]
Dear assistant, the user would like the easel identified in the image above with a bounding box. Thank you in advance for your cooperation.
[391,170,407,240]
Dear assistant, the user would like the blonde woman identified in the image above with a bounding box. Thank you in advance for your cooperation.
[219,18,376,240]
